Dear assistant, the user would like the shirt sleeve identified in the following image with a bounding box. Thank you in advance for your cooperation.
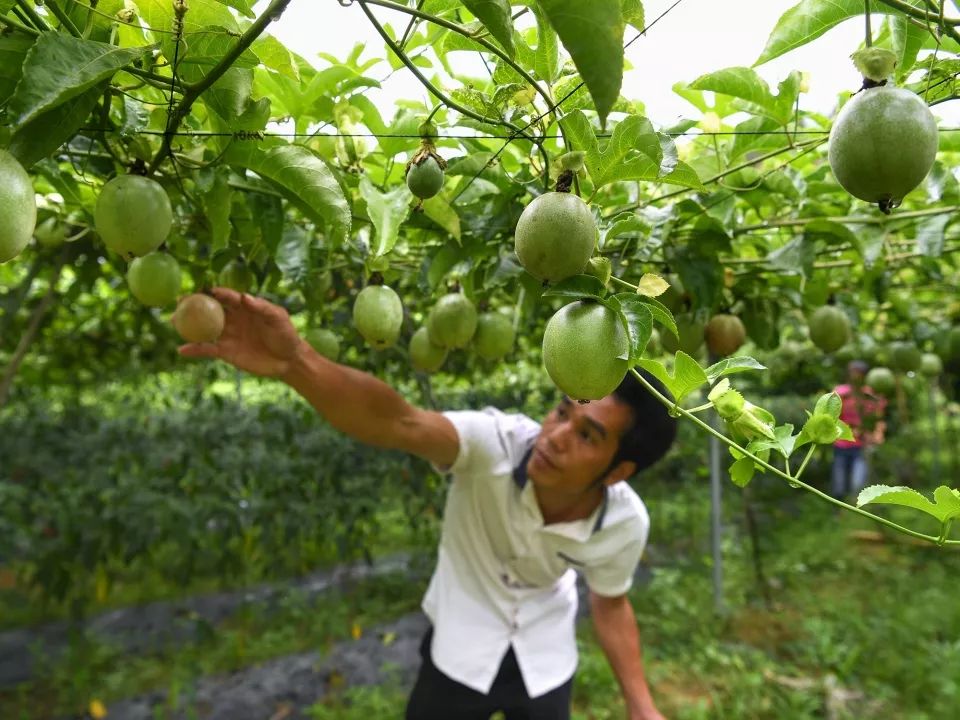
[583,523,649,597]
[434,408,537,479]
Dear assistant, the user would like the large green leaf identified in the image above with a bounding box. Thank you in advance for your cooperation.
[7,84,104,168]
[539,0,624,126]
[421,195,462,242]
[223,141,351,246]
[755,0,872,66]
[916,214,950,257]
[531,6,561,84]
[173,26,259,85]
[203,68,271,132]
[463,0,515,58]
[609,294,653,364]
[690,67,775,111]
[858,485,960,524]
[7,33,150,127]
[0,34,33,104]
[889,12,927,82]
[562,111,659,187]
[359,176,412,257]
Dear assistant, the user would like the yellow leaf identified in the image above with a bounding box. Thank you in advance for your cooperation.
[637,273,669,298]
[351,621,362,640]
[89,699,108,719]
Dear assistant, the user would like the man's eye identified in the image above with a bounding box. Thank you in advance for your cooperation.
[580,429,592,442]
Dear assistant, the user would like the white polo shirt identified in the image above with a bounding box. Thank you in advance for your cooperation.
[422,407,651,699]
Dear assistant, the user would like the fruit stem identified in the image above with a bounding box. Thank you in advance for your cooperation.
[864,0,873,47]
[368,272,385,286]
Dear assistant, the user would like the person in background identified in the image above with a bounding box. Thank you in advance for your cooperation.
[831,360,887,500]
[178,289,679,720]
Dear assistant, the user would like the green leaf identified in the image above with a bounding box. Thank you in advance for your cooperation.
[705,357,767,384]
[223,140,351,246]
[621,0,644,31]
[610,295,653,364]
[814,391,843,419]
[8,84,104,168]
[8,33,150,127]
[359,176,412,258]
[532,6,561,83]
[174,26,259,85]
[755,0,864,66]
[204,68,271,131]
[729,456,756,488]
[916,214,950,257]
[690,66,775,113]
[539,0,624,126]
[561,111,669,189]
[421,195,461,242]
[198,169,233,254]
[858,485,960,524]
[0,34,34,104]
[275,224,311,281]
[463,0,515,58]
[541,274,606,300]
[638,352,709,404]
[252,35,301,81]
[638,296,678,339]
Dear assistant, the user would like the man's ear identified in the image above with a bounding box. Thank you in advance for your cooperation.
[602,459,636,486]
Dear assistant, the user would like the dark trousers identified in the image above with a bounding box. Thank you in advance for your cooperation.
[405,628,573,720]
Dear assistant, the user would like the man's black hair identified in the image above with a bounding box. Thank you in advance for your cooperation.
[608,369,677,475]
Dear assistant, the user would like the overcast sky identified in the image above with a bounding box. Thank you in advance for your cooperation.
[258,0,960,126]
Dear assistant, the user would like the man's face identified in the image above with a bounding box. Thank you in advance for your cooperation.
[527,395,635,495]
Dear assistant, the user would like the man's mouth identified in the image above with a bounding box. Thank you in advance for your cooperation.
[533,447,559,470]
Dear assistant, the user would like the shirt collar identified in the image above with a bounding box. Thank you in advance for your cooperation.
[513,445,608,535]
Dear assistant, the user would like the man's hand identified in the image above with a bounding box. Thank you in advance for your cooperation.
[177,288,304,378]
[629,703,666,720]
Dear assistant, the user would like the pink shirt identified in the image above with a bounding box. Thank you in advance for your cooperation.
[833,384,887,448]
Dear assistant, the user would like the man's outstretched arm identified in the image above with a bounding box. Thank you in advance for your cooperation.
[178,288,459,468]
[590,590,665,720]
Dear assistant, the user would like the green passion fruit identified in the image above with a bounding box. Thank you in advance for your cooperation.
[920,352,943,377]
[808,306,850,353]
[172,294,225,344]
[409,327,447,373]
[95,175,172,257]
[305,328,341,362]
[514,192,596,284]
[865,366,896,396]
[406,155,445,199]
[0,149,37,264]
[542,300,629,401]
[704,314,747,357]
[889,341,922,373]
[473,312,515,361]
[127,252,182,307]
[428,293,478,349]
[828,85,938,211]
[352,285,403,350]
[33,217,67,248]
[660,316,705,356]
[218,259,255,293]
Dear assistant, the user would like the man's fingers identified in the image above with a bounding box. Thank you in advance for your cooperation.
[178,343,223,359]
[209,286,244,308]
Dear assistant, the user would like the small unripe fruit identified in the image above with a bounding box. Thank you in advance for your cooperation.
[808,306,850,353]
[305,328,340,362]
[127,252,182,307]
[353,285,403,349]
[406,156,445,199]
[95,175,172,257]
[474,313,515,361]
[218,259,255,293]
[865,366,896,396]
[34,217,67,248]
[409,327,447,373]
[515,192,596,283]
[0,149,37,264]
[704,314,746,357]
[920,352,943,377]
[428,293,478,349]
[172,294,225,343]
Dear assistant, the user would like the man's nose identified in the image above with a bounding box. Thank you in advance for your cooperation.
[545,422,568,452]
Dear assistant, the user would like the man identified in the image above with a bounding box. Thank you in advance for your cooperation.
[831,360,887,500]
[179,288,678,720]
